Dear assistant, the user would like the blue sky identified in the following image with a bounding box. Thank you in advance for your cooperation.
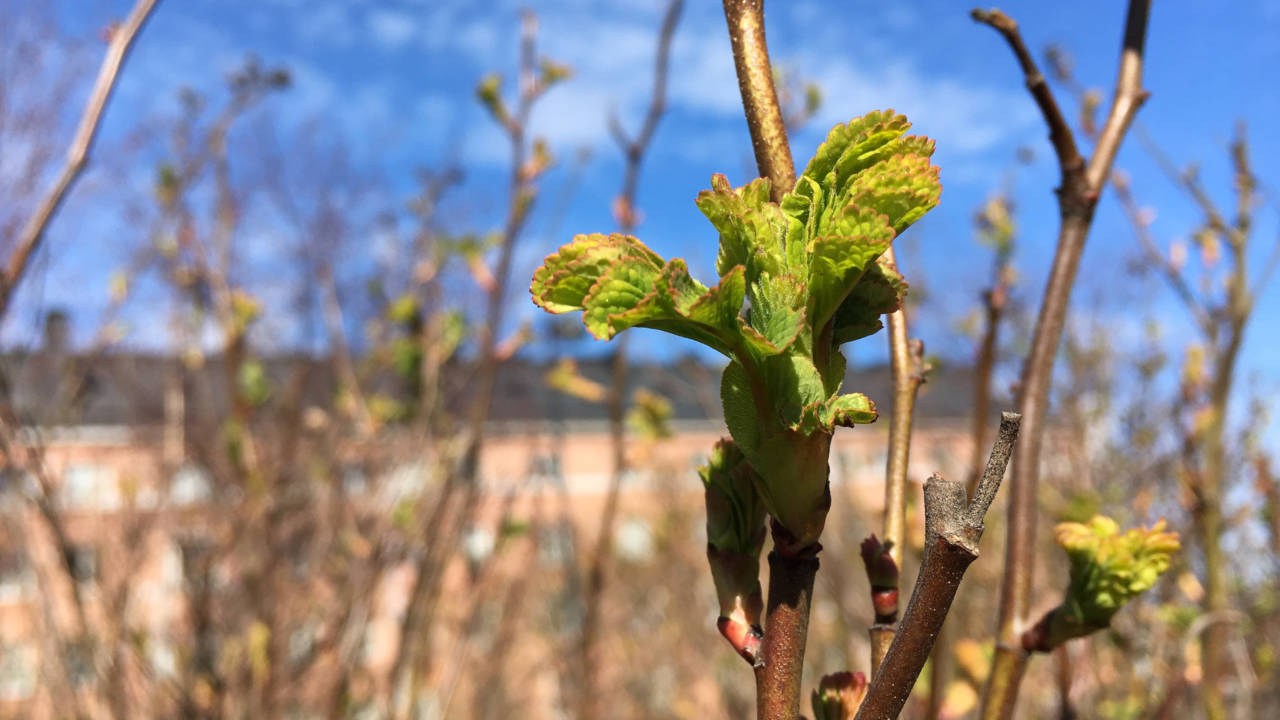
[9,0,1279,412]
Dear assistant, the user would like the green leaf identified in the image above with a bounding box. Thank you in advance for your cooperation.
[806,204,896,332]
[831,260,906,345]
[763,353,828,428]
[824,393,878,427]
[237,359,272,408]
[795,393,876,435]
[530,233,663,313]
[699,439,766,553]
[844,153,941,234]
[721,360,762,453]
[783,110,940,243]
[604,260,745,356]
[696,174,788,280]
[685,264,747,333]
[581,255,663,338]
[802,110,912,190]
[746,273,807,354]
[1033,516,1181,649]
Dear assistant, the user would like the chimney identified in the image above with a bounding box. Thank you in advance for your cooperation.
[43,310,70,355]
[164,363,186,468]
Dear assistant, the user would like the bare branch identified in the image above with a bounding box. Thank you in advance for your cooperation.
[577,6,684,718]
[970,9,1084,184]
[972,3,1152,717]
[1113,176,1214,332]
[721,0,795,199]
[870,250,927,673]
[1,0,162,317]
[854,413,1022,720]
[1085,0,1152,191]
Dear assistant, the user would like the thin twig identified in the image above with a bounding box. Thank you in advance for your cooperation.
[870,246,926,673]
[721,0,795,199]
[392,14,555,716]
[972,3,1152,718]
[718,3,810,719]
[854,413,1022,720]
[969,10,1082,184]
[1113,177,1213,332]
[576,4,684,718]
[1,0,161,318]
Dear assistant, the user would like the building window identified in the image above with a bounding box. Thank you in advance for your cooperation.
[539,523,575,567]
[614,517,654,563]
[0,551,30,603]
[62,463,120,511]
[171,464,213,506]
[0,467,36,508]
[0,643,35,700]
[64,545,98,585]
[341,465,368,495]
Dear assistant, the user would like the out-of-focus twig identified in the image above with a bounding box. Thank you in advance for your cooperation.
[971,4,1152,716]
[576,4,684,719]
[855,413,1022,720]
[1,0,162,318]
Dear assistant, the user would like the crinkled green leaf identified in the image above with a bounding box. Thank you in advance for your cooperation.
[783,111,912,233]
[736,320,783,360]
[831,260,907,345]
[686,264,747,332]
[802,110,912,190]
[807,205,896,333]
[783,110,939,244]
[824,393,878,426]
[699,439,766,553]
[796,393,877,435]
[844,153,941,234]
[746,273,807,354]
[588,259,746,356]
[697,174,788,281]
[1034,516,1181,649]
[531,233,663,312]
[581,255,662,338]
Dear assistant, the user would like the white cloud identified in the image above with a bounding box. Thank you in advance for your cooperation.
[296,3,355,48]
[429,1,1034,174]
[798,57,1039,156]
[368,9,417,50]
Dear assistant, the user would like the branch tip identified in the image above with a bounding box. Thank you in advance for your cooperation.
[965,411,1021,526]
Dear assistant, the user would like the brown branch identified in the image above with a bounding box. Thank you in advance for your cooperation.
[870,246,926,674]
[721,0,795,199]
[460,9,542,481]
[854,413,1022,720]
[966,275,1009,496]
[754,523,820,720]
[1112,176,1213,332]
[575,6,683,718]
[718,4,811,718]
[0,0,161,318]
[970,9,1083,183]
[972,4,1151,717]
[1085,0,1153,192]
[393,15,554,716]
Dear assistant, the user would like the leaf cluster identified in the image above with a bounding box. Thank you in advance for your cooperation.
[1055,515,1180,627]
[529,111,940,543]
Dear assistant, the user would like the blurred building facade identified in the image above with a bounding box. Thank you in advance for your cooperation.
[0,323,1004,717]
